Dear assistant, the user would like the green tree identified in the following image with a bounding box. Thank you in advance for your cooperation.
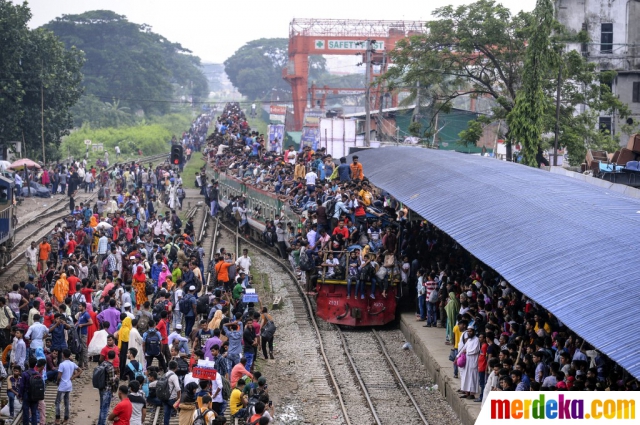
[383,0,530,157]
[224,38,326,100]
[43,10,208,115]
[0,0,84,162]
[507,0,555,167]
[383,0,627,163]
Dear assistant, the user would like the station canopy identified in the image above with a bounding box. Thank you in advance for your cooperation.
[355,147,640,378]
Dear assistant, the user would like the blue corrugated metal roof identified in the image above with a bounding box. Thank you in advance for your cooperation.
[356,147,640,378]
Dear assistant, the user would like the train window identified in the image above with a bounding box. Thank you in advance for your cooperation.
[0,188,9,204]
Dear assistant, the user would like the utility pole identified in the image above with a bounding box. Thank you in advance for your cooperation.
[364,39,372,147]
[431,112,439,148]
[41,82,46,164]
[553,65,562,166]
[413,81,421,120]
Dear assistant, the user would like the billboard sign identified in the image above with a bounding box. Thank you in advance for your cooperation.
[268,125,285,153]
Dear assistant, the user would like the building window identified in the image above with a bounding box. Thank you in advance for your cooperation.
[599,117,612,134]
[601,23,613,53]
[633,82,640,103]
[600,72,613,99]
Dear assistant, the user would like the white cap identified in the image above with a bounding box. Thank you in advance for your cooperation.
[123,302,131,308]
[175,324,182,329]
[189,285,196,291]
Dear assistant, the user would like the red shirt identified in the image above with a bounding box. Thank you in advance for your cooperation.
[156,319,168,344]
[81,287,94,303]
[66,240,77,255]
[112,397,132,425]
[101,344,120,368]
[43,312,55,328]
[332,226,349,239]
[67,276,80,295]
[478,342,488,372]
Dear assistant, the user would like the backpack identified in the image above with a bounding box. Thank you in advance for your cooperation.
[67,326,82,355]
[196,296,210,315]
[145,281,155,296]
[137,313,150,334]
[428,285,439,303]
[175,357,189,376]
[28,370,46,401]
[101,258,110,274]
[261,320,277,339]
[359,262,375,282]
[92,362,109,390]
[193,409,213,425]
[152,300,168,322]
[127,362,145,381]
[177,188,185,199]
[168,244,178,261]
[299,251,313,272]
[325,199,337,218]
[70,292,83,317]
[222,377,232,400]
[156,371,174,401]
[144,330,161,357]
[179,294,193,314]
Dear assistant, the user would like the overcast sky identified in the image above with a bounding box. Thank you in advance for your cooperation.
[17,0,536,64]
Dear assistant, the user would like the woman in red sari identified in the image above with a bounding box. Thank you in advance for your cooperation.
[86,304,99,347]
[132,265,148,309]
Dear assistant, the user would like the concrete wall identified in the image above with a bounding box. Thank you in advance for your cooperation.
[615,73,640,141]
[555,0,640,144]
[556,0,633,70]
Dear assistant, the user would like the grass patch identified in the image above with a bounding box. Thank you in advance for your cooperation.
[247,115,269,137]
[182,155,206,189]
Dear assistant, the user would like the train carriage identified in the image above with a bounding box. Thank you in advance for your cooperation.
[211,170,399,326]
[0,176,15,267]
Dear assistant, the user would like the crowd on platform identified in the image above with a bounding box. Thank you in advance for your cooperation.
[0,111,279,425]
[203,103,636,405]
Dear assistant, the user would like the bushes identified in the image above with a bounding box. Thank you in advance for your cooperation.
[61,113,193,160]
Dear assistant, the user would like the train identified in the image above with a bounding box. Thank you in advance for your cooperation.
[0,176,16,268]
[208,169,399,327]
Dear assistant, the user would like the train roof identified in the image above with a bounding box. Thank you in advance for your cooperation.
[0,175,14,187]
[355,146,640,379]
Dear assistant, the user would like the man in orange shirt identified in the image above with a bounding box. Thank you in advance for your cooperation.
[38,237,51,272]
[215,255,234,290]
[350,156,364,181]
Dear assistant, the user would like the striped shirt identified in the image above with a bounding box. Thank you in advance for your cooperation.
[424,280,437,300]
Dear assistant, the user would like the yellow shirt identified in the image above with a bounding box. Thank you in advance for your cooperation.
[534,322,551,335]
[294,164,306,180]
[359,189,372,206]
[230,388,243,415]
[453,325,462,349]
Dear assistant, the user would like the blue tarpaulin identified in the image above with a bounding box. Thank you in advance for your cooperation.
[355,146,640,378]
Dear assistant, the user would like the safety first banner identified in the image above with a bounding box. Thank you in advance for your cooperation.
[477,392,636,424]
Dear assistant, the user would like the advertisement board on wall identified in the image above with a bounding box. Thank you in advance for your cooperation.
[303,109,324,127]
[269,105,286,123]
[267,125,285,153]
[301,127,320,150]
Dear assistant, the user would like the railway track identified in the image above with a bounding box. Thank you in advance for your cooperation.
[1,153,170,282]
[213,218,430,425]
[215,219,351,424]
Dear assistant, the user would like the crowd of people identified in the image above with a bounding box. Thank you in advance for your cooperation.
[202,103,634,407]
[0,111,280,425]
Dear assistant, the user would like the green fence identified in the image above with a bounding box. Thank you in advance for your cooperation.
[208,170,302,227]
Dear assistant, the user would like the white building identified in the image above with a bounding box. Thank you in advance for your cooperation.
[556,0,640,143]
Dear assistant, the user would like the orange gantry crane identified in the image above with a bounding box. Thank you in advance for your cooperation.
[282,18,427,131]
